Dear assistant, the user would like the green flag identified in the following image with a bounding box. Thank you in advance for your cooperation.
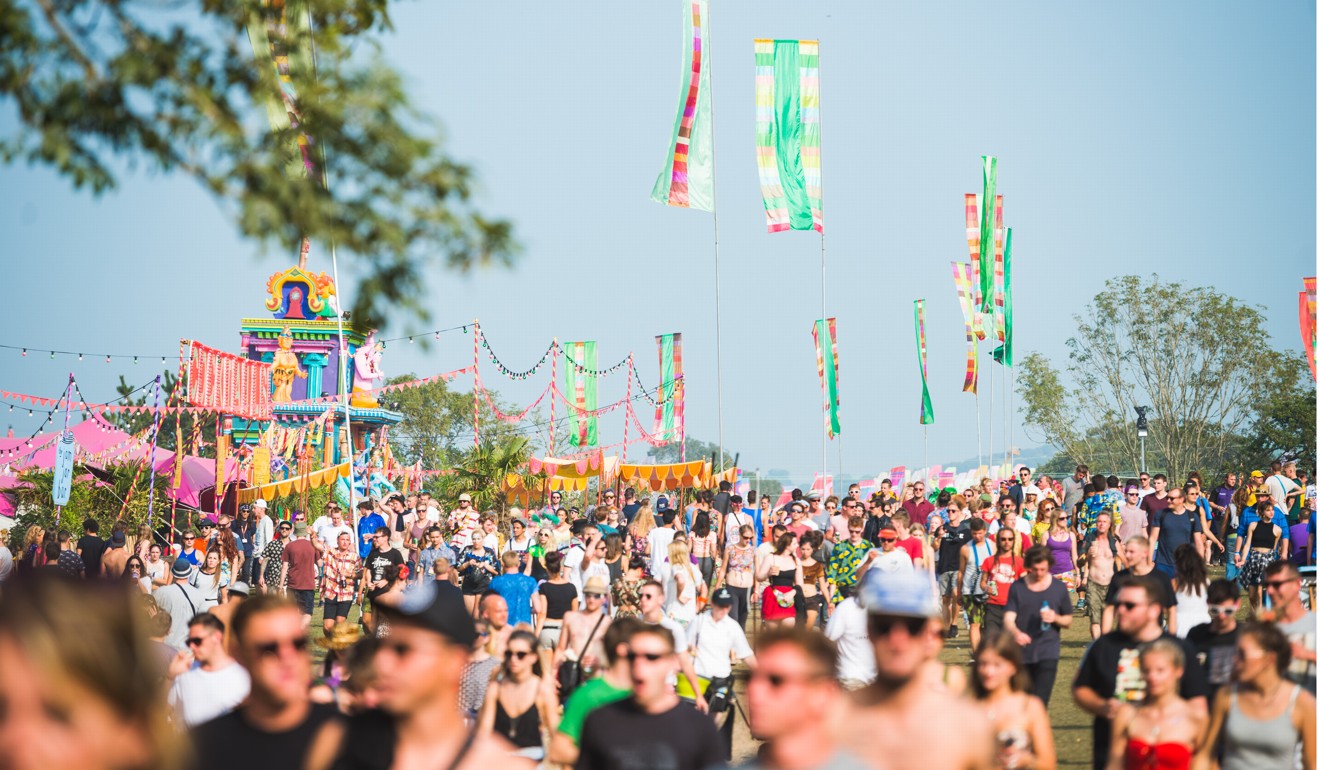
[754,39,823,233]
[993,228,1014,367]
[914,300,934,425]
[652,0,714,211]
[563,341,598,448]
[978,156,997,311]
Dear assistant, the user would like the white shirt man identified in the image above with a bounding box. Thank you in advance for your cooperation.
[251,500,274,555]
[168,614,250,726]
[311,508,355,554]
[825,591,875,688]
[688,588,755,681]
[648,515,678,576]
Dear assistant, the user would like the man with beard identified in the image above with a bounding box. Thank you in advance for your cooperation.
[841,569,992,770]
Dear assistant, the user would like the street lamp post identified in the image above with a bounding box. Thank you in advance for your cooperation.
[1135,406,1150,473]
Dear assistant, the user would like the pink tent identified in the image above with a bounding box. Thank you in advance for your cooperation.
[0,475,28,519]
[3,417,136,470]
[153,454,240,509]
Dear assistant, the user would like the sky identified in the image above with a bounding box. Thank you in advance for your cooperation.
[1,1,1315,484]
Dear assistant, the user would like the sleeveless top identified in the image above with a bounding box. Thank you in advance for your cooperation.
[494,696,542,749]
[1222,685,1301,770]
[667,565,698,625]
[1046,532,1075,573]
[963,540,993,596]
[1123,740,1192,770]
[770,567,796,588]
[1250,522,1281,550]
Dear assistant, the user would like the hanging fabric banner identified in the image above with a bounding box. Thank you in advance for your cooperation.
[889,466,906,488]
[978,156,998,312]
[992,194,1007,342]
[951,261,979,392]
[654,333,685,442]
[246,0,319,181]
[1302,276,1317,380]
[754,39,823,234]
[563,341,599,447]
[651,0,714,211]
[812,318,841,437]
[914,300,934,425]
[186,341,274,420]
[993,228,1015,367]
[964,193,986,341]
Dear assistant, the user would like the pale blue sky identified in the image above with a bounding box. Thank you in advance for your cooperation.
[1,1,1314,482]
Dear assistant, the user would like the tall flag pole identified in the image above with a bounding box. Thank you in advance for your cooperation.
[914,300,935,426]
[952,260,981,470]
[653,0,718,465]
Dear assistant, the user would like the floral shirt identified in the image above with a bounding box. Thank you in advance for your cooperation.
[612,576,645,618]
[827,540,872,601]
[322,548,361,602]
[261,539,286,589]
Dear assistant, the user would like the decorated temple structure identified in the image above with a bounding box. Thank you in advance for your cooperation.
[229,264,403,466]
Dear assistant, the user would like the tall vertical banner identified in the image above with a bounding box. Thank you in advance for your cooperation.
[652,0,714,211]
[992,195,1007,342]
[978,156,998,312]
[889,466,906,488]
[754,39,823,233]
[951,261,979,392]
[246,0,319,181]
[993,228,1015,366]
[914,300,935,425]
[563,341,599,448]
[654,333,686,442]
[812,318,841,437]
[1302,276,1317,380]
[964,193,986,341]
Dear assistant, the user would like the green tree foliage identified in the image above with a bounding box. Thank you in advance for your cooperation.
[1,0,515,325]
[430,437,535,520]
[381,374,530,472]
[646,437,736,470]
[1017,275,1311,481]
[4,462,172,550]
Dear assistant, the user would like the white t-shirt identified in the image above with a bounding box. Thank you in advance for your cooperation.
[314,520,355,553]
[1266,474,1299,512]
[689,612,753,679]
[825,597,876,684]
[870,548,913,574]
[145,559,167,586]
[169,662,251,726]
[563,543,586,595]
[648,527,677,575]
[723,509,752,547]
[653,615,689,657]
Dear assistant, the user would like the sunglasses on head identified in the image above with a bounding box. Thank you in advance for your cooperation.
[868,615,927,637]
[254,636,309,657]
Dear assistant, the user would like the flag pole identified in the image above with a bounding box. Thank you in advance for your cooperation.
[987,351,995,479]
[976,388,983,472]
[818,43,828,493]
[707,4,725,471]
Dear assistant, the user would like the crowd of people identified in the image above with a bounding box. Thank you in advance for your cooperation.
[0,461,1315,770]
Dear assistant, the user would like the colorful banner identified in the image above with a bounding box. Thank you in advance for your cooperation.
[654,333,685,443]
[812,318,841,437]
[951,261,979,392]
[651,0,714,212]
[914,300,934,425]
[978,156,998,312]
[992,194,1006,342]
[563,341,599,447]
[964,193,986,341]
[889,466,906,488]
[1303,276,1317,380]
[754,39,823,234]
[993,228,1015,367]
[246,0,318,181]
[186,341,273,420]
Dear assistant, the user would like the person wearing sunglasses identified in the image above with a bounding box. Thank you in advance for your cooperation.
[841,568,992,770]
[1115,486,1149,543]
[547,617,643,767]
[1072,576,1208,770]
[477,630,556,760]
[980,530,1025,640]
[1262,560,1317,693]
[169,613,250,727]
[1149,485,1206,581]
[1183,578,1242,695]
[258,520,293,595]
[191,595,340,770]
[575,625,722,770]
[747,626,862,770]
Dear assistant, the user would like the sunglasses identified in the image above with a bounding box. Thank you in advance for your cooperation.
[504,650,534,661]
[584,592,605,599]
[625,651,669,663]
[1208,606,1237,617]
[868,615,927,637]
[185,636,207,647]
[751,670,825,689]
[849,528,864,534]
[254,636,309,657]
[639,592,661,601]
[879,538,896,544]
[1264,579,1298,590]
[1114,601,1147,612]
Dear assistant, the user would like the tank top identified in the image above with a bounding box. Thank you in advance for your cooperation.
[1123,740,1192,770]
[1250,522,1280,550]
[1222,685,1301,770]
[494,697,542,749]
[963,540,993,596]
[1047,531,1075,573]
[770,568,796,587]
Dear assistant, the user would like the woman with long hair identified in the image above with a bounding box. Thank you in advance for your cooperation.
[799,531,829,629]
[458,534,499,616]
[626,502,656,573]
[213,530,242,590]
[17,525,45,575]
[458,619,499,725]
[0,576,184,770]
[971,632,1056,770]
[601,532,625,586]
[1038,506,1079,603]
[1107,639,1206,770]
[715,524,756,629]
[190,549,227,609]
[478,629,558,760]
[690,511,718,586]
[132,522,154,562]
[665,539,702,629]
[1171,543,1209,638]
[535,550,577,651]
[1197,621,1315,770]
[755,532,803,630]
[1235,498,1286,611]
[124,555,153,594]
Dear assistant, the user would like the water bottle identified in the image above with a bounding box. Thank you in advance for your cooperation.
[1041,600,1053,631]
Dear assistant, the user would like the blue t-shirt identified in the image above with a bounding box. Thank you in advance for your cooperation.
[490,572,539,627]
[356,513,386,558]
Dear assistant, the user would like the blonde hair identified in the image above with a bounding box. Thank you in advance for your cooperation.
[667,540,696,583]
[23,525,44,550]
[631,504,656,539]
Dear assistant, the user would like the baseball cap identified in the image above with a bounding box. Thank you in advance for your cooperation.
[878,526,897,538]
[711,586,735,607]
[238,503,252,513]
[110,530,127,546]
[253,499,268,509]
[859,569,940,618]
[381,580,477,647]
[656,495,670,511]
[294,521,308,536]
[511,517,527,528]
[170,558,192,579]
[806,491,822,501]
[458,493,472,502]
[227,581,251,597]
[1250,471,1264,478]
